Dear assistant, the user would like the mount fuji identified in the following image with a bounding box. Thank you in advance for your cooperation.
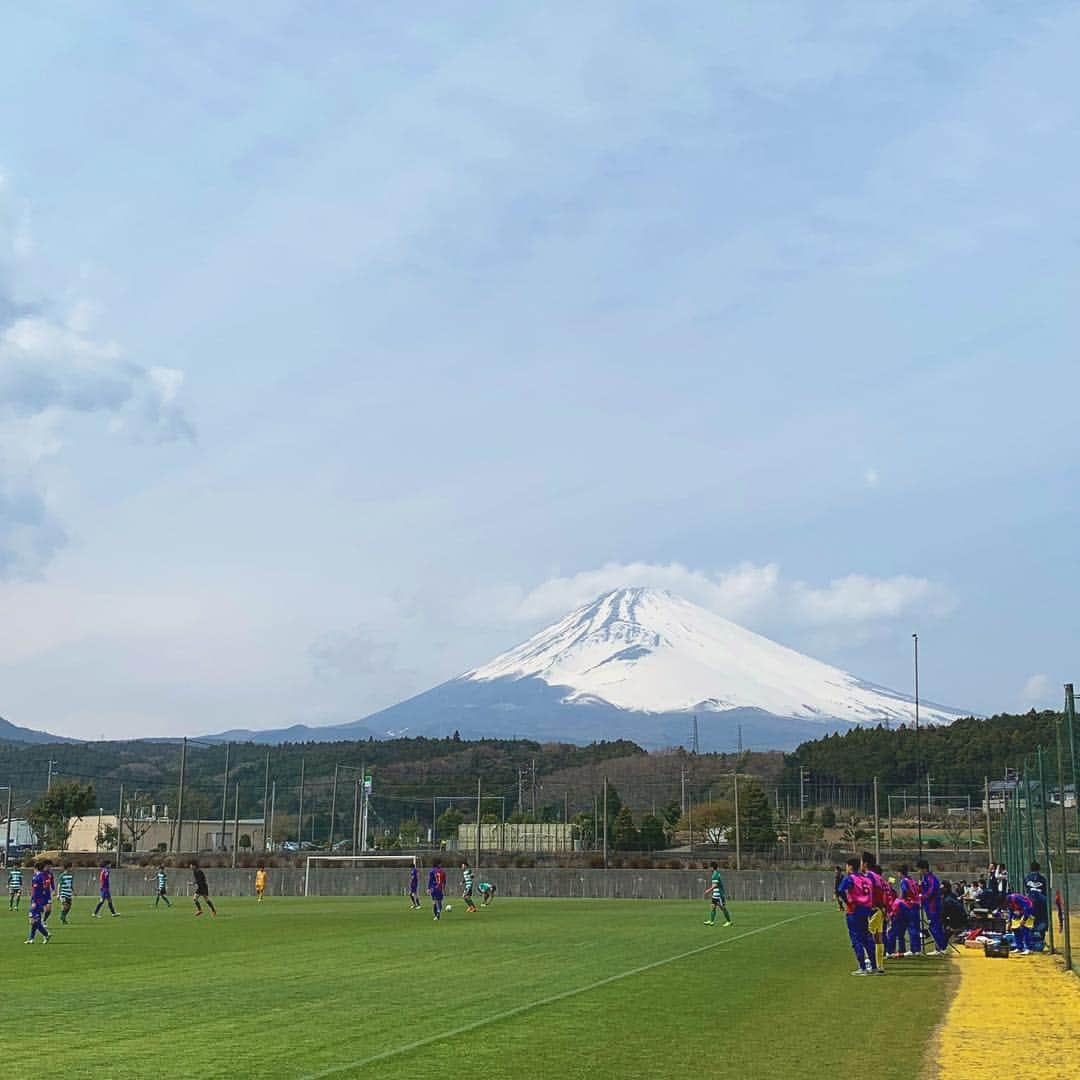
[207,588,969,749]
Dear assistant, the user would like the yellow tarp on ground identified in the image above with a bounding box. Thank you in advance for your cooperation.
[933,920,1080,1079]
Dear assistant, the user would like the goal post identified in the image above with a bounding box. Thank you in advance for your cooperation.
[303,853,419,897]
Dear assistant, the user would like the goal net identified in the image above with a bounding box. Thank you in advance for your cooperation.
[303,853,419,897]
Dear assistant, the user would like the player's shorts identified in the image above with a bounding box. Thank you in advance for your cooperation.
[431,888,444,901]
[869,909,884,934]
[463,886,473,898]
[28,904,44,920]
[711,893,725,903]
[195,889,210,898]
[99,890,111,899]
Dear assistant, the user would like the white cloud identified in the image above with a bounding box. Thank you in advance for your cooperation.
[485,560,950,632]
[1020,673,1056,711]
[864,467,880,488]
[0,176,193,577]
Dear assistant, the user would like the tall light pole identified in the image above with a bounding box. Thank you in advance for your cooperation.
[913,633,923,855]
[1,787,11,866]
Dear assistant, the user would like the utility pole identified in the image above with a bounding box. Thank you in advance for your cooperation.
[231,783,240,869]
[913,633,923,856]
[3,787,11,864]
[1055,707,1072,970]
[531,759,537,817]
[262,751,270,852]
[174,738,187,854]
[737,724,743,756]
[46,759,58,791]
[220,741,231,853]
[268,781,276,853]
[733,773,741,871]
[602,776,608,870]
[799,766,809,814]
[680,764,686,815]
[351,778,360,855]
[116,783,124,863]
[329,765,340,852]
[984,776,993,863]
[297,758,305,849]
[476,777,482,870]
[873,776,880,864]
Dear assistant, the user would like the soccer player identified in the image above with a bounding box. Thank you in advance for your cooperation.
[461,861,478,913]
[916,858,949,955]
[703,862,732,926]
[861,853,886,968]
[42,861,56,925]
[883,876,905,959]
[892,865,922,956]
[93,861,118,917]
[8,864,23,910]
[190,862,217,917]
[25,861,50,944]
[478,881,497,906]
[408,863,421,909]
[153,865,172,908]
[836,857,880,974]
[255,863,267,902]
[1024,861,1049,936]
[428,860,444,921]
[1055,888,1065,934]
[58,862,75,924]
[1007,892,1036,954]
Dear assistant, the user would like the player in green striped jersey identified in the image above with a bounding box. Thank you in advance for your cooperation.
[8,866,22,910]
[704,862,733,926]
[58,862,75,923]
[153,866,172,908]
[460,861,478,913]
[478,881,496,906]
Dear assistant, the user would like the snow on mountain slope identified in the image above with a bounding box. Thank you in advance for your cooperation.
[466,587,964,727]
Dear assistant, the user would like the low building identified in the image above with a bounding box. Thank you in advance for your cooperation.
[456,822,577,852]
[66,814,267,854]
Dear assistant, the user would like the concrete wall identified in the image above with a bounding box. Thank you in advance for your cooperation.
[73,867,838,901]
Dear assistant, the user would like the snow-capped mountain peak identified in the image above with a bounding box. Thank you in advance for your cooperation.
[466,587,963,727]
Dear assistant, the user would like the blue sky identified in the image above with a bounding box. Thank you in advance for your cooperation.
[1,2,1078,739]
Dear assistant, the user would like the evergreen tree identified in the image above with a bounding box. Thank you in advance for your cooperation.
[739,779,777,851]
[611,805,639,850]
[638,813,667,851]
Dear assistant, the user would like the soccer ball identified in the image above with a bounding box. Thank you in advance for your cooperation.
[445,904,453,912]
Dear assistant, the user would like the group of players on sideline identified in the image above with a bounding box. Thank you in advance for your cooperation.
[835,852,1056,974]
[9,857,224,942]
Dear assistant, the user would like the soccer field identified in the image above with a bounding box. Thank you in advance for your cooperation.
[2,897,952,1078]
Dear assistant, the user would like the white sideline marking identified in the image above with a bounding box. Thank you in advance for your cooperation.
[299,909,822,1078]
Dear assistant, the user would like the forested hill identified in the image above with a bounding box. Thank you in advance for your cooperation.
[782,710,1065,790]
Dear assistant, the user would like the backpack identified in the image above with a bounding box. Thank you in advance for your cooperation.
[849,873,873,908]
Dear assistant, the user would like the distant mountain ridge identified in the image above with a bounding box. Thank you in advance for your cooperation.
[0,715,80,745]
[202,587,969,749]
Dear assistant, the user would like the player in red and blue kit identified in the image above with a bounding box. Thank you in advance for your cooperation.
[916,859,949,954]
[836,857,881,975]
[24,861,50,944]
[93,861,118,917]
[428,861,445,921]
[1007,893,1036,954]
[408,864,421,909]
[886,866,921,956]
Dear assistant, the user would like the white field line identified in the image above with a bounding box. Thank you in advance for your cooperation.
[299,908,824,1079]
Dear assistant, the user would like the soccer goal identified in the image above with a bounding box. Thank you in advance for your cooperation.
[303,853,419,897]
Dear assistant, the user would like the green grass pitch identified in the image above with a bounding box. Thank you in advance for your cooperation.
[2,896,952,1078]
